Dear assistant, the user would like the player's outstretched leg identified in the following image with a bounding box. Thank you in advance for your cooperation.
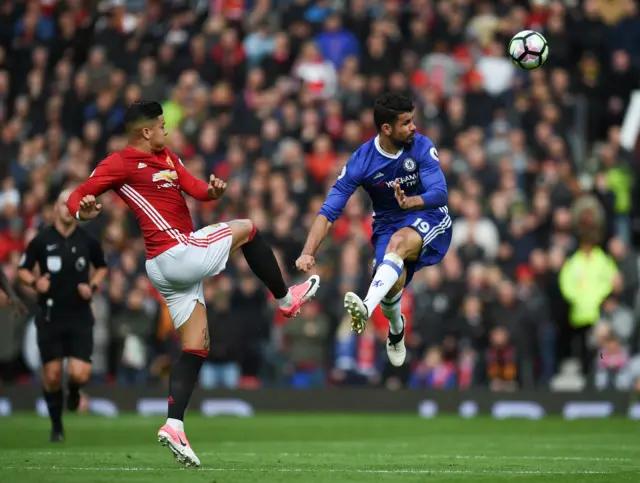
[42,360,65,442]
[344,251,404,334]
[157,303,208,468]
[345,267,408,366]
[345,227,421,363]
[66,358,91,412]
[228,219,320,317]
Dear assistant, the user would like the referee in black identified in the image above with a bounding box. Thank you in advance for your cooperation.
[18,188,108,442]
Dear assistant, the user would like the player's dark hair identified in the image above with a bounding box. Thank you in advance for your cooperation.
[373,93,414,131]
[123,101,163,129]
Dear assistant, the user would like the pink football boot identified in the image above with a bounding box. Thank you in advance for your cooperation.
[157,423,201,468]
[279,275,320,318]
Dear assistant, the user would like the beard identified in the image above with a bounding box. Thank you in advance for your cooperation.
[391,133,415,150]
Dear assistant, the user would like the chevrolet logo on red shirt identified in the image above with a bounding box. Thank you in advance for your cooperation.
[152,170,178,183]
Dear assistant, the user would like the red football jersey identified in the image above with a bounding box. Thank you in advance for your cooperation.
[67,146,212,259]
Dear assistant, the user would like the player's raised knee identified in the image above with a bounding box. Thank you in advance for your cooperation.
[387,229,423,260]
[387,233,412,258]
[228,219,257,249]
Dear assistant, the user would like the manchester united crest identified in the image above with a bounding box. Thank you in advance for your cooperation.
[166,156,174,168]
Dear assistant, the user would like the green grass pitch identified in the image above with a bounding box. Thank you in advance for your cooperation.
[1,414,639,482]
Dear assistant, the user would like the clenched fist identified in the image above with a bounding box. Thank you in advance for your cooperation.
[78,195,102,220]
[77,283,92,300]
[296,254,316,273]
[207,174,227,199]
[35,273,51,294]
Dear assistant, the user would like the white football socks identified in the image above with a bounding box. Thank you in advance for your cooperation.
[166,418,184,432]
[381,290,404,335]
[277,289,292,309]
[363,253,404,318]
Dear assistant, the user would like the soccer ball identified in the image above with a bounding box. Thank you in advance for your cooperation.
[508,30,549,71]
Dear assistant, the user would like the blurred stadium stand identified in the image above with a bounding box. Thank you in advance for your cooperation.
[1,0,640,394]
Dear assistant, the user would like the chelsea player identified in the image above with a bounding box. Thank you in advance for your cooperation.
[296,93,452,366]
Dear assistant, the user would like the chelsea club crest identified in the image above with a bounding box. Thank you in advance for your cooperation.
[403,157,416,172]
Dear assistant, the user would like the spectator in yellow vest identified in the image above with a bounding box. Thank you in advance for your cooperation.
[560,196,620,376]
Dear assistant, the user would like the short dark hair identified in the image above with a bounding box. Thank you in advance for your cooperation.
[123,101,163,130]
[373,93,414,131]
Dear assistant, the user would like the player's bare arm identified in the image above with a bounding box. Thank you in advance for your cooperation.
[296,214,333,272]
[297,158,360,273]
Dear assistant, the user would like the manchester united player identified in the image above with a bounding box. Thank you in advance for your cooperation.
[67,101,319,467]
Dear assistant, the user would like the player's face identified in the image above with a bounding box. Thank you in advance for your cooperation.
[390,112,416,147]
[145,116,168,152]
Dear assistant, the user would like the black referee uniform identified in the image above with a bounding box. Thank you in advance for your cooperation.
[19,225,107,364]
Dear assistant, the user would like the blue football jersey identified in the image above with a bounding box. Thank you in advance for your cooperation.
[319,134,448,237]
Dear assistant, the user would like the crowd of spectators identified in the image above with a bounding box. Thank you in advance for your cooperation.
[1,0,640,393]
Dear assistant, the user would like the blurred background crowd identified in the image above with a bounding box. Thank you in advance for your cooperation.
[1,0,640,393]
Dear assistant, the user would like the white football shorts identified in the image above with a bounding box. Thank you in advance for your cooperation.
[145,223,233,329]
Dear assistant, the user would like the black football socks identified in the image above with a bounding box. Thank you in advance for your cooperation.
[44,389,64,438]
[67,381,84,412]
[241,229,289,299]
[167,349,208,423]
